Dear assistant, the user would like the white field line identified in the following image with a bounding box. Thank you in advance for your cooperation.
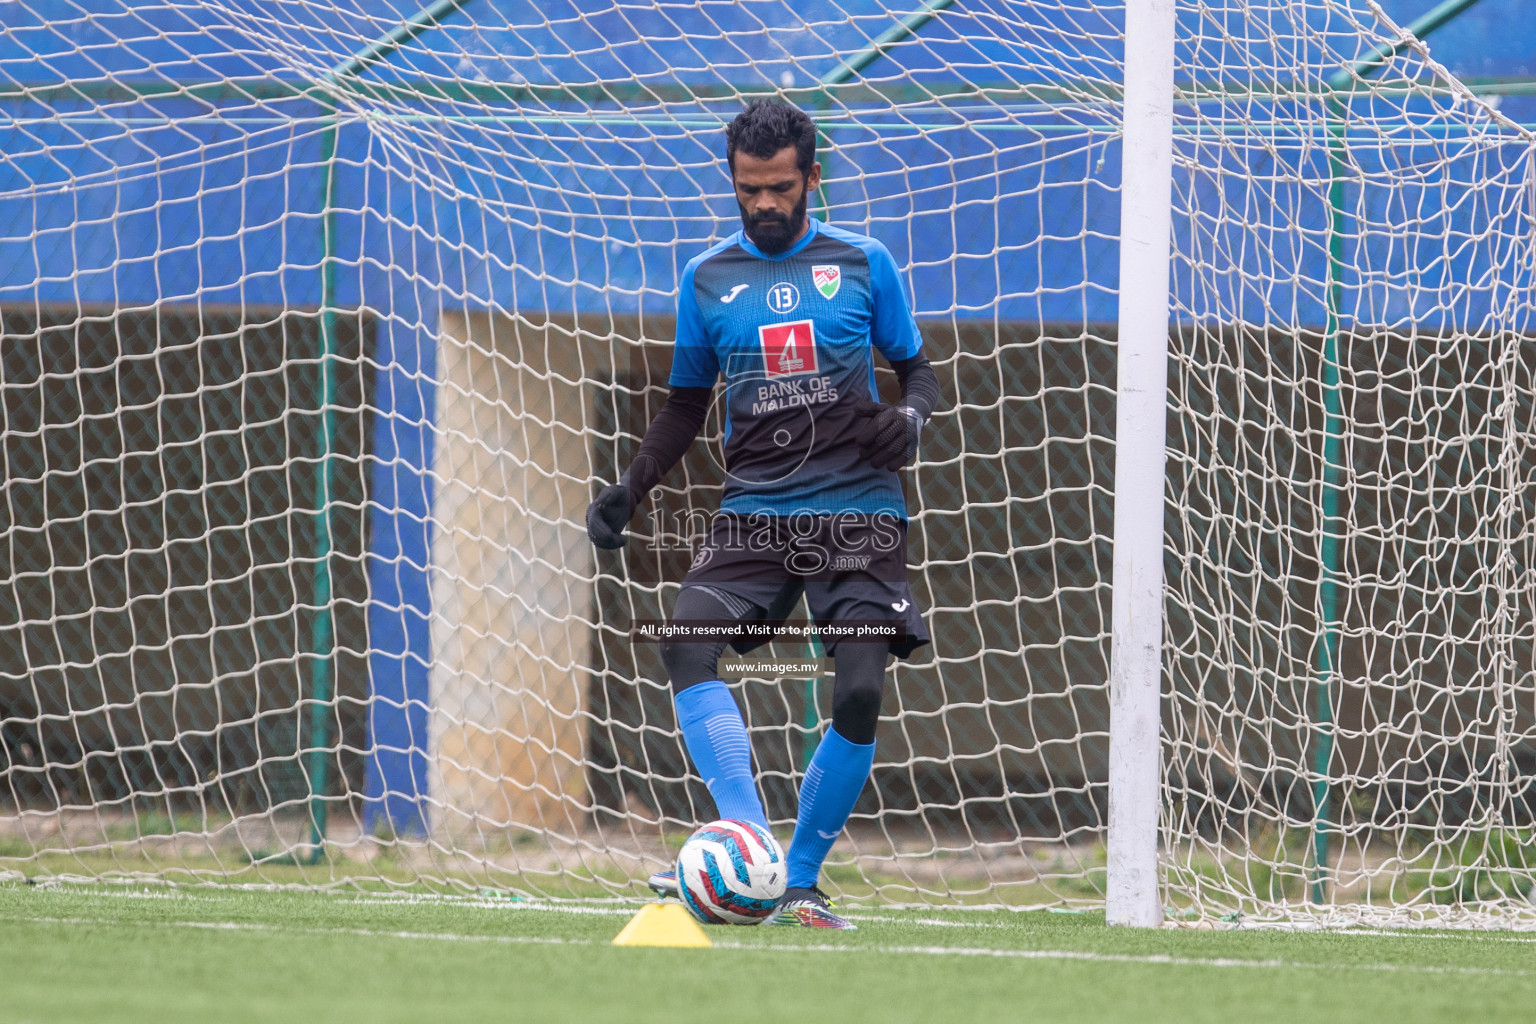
[6,916,584,947]
[26,885,640,916]
[3,914,1531,977]
[28,889,1536,939]
[842,913,1017,929]
[24,889,1536,940]
[1341,929,1536,945]
[710,940,1533,977]
[336,898,638,915]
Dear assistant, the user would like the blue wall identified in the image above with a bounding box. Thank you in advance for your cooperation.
[7,1,1529,322]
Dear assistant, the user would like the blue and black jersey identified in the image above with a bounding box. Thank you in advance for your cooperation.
[671,217,923,518]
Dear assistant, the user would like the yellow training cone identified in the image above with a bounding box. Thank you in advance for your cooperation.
[611,902,712,948]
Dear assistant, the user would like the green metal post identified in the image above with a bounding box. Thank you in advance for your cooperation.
[796,1,956,767]
[811,0,959,220]
[1326,0,1488,91]
[300,115,342,863]
[801,637,824,772]
[290,0,480,863]
[322,0,482,86]
[1311,0,1486,902]
[1312,94,1347,904]
[811,91,835,225]
[820,0,959,88]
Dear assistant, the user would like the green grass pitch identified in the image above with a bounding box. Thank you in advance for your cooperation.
[1,883,1532,1023]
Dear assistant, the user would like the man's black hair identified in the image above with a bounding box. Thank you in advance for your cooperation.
[725,99,818,178]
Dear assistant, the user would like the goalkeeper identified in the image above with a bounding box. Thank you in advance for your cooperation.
[586,99,941,930]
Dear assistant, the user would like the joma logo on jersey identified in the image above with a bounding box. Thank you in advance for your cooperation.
[759,319,818,378]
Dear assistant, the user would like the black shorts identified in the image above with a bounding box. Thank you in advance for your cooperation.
[679,511,931,659]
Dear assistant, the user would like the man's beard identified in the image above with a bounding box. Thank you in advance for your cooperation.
[740,189,809,255]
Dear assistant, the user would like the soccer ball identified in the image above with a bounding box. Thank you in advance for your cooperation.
[676,819,786,925]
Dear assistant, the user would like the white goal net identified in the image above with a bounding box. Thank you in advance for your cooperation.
[0,0,1532,925]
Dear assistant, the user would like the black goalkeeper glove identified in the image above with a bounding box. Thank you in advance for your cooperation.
[853,400,924,471]
[586,483,637,549]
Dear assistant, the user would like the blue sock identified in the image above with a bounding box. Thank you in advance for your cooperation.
[786,726,876,889]
[673,680,767,829]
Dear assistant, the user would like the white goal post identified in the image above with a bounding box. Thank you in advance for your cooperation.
[1108,0,1177,930]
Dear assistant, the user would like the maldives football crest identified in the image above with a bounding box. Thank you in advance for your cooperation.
[812,264,841,299]
[759,319,818,377]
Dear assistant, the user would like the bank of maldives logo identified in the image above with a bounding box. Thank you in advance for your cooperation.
[760,319,818,378]
[812,265,841,299]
